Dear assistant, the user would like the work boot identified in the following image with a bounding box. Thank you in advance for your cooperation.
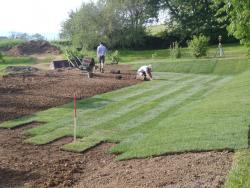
[101,68,104,73]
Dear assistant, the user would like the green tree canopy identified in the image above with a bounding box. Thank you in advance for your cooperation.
[216,0,250,51]
[160,0,232,43]
[60,0,159,49]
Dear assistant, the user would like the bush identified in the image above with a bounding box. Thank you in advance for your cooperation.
[188,35,209,57]
[111,50,120,64]
[170,42,182,58]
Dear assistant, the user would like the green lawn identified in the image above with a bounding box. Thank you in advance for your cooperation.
[225,150,250,188]
[1,69,250,161]
[117,44,247,63]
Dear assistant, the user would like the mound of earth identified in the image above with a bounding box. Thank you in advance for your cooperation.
[7,40,60,56]
[5,66,39,75]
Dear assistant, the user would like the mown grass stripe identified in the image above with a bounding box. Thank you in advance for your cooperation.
[26,76,215,144]
[24,79,181,135]
[112,76,222,133]
[26,75,204,138]
[64,75,220,152]
[79,75,207,127]
[100,72,193,101]
[113,73,248,159]
[124,77,225,140]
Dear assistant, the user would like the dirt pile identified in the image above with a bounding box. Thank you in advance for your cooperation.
[7,40,60,56]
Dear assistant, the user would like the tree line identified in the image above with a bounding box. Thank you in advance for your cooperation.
[8,32,45,41]
[60,0,250,51]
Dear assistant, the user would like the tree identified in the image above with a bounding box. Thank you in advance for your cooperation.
[31,33,45,41]
[61,2,107,49]
[9,32,45,41]
[107,0,159,47]
[215,0,250,52]
[60,0,159,49]
[160,0,231,43]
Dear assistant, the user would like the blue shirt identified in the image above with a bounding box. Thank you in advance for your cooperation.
[97,44,107,57]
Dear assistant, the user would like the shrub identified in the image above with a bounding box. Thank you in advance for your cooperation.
[170,41,182,58]
[111,50,121,64]
[188,35,209,57]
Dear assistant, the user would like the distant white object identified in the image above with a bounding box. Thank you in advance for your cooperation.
[218,43,224,57]
[50,62,55,70]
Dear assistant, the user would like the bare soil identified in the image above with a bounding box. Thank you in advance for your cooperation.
[0,65,233,188]
[7,40,60,56]
[0,64,138,123]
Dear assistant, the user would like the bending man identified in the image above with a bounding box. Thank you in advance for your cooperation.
[97,42,107,73]
[137,64,153,81]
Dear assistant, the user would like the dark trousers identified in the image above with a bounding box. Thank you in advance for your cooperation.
[99,55,105,64]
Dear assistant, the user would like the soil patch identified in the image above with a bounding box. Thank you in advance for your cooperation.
[0,64,138,123]
[5,66,39,75]
[0,64,233,187]
[7,40,60,56]
[75,150,233,188]
[0,125,233,188]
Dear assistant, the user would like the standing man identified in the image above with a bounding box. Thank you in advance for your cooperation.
[136,64,153,81]
[97,42,107,73]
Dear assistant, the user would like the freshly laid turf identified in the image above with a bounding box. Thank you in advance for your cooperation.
[225,150,250,188]
[112,70,250,160]
[1,69,250,160]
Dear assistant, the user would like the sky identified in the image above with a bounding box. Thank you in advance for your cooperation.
[0,0,95,39]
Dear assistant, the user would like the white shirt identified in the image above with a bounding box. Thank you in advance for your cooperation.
[97,44,107,57]
[137,65,149,73]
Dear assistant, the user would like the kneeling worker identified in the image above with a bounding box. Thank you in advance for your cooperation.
[137,64,153,81]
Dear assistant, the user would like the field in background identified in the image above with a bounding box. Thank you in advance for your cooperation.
[1,41,247,76]
[146,24,167,36]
